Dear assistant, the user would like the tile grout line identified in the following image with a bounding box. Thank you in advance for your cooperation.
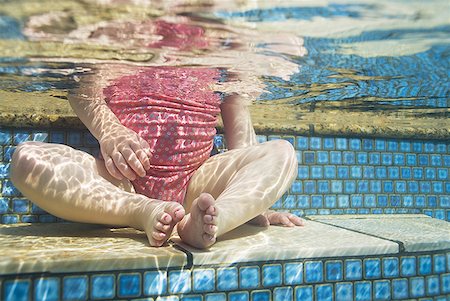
[170,241,194,269]
[306,217,406,253]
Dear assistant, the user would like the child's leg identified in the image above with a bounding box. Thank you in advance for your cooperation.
[10,141,184,246]
[177,139,297,248]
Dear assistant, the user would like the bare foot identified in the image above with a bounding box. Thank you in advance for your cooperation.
[177,193,218,249]
[247,210,304,227]
[140,201,185,247]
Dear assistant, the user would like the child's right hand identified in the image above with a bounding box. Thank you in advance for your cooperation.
[99,124,152,181]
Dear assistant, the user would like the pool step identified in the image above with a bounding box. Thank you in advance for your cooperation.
[0,214,449,300]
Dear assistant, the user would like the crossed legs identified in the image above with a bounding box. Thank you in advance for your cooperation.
[10,139,299,249]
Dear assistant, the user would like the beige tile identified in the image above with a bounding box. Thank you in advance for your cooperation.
[172,221,398,266]
[310,214,450,252]
[0,223,187,274]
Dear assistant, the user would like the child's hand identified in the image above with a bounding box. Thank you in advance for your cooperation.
[99,124,151,181]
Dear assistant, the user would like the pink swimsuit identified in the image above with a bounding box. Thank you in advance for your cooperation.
[103,67,221,204]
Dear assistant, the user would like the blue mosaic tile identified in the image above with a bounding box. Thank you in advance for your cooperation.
[3,279,30,301]
[337,195,349,208]
[239,266,259,289]
[406,154,416,166]
[436,142,447,153]
[305,261,323,283]
[345,260,362,280]
[400,167,411,179]
[229,291,249,301]
[331,181,343,193]
[335,282,353,301]
[274,287,293,301]
[291,181,302,193]
[284,262,303,285]
[325,260,343,281]
[418,154,429,166]
[383,181,393,193]
[317,151,329,164]
[412,142,423,152]
[345,181,356,194]
[118,273,141,298]
[358,181,369,194]
[324,195,337,208]
[304,181,316,194]
[387,141,398,151]
[12,199,29,213]
[375,167,386,179]
[296,137,308,150]
[350,166,362,179]
[205,293,226,301]
[362,139,373,151]
[388,167,399,179]
[262,264,282,287]
[315,284,332,301]
[433,182,444,193]
[349,139,361,150]
[317,181,329,193]
[304,152,315,164]
[311,195,323,208]
[354,281,371,301]
[369,153,380,165]
[0,198,10,214]
[283,195,296,208]
[4,146,15,161]
[217,267,238,291]
[182,296,202,301]
[30,132,48,142]
[0,130,12,144]
[356,152,368,164]
[351,195,362,208]
[91,274,115,300]
[169,270,191,294]
[21,215,38,223]
[375,140,386,151]
[311,166,323,179]
[13,131,31,145]
[442,273,450,294]
[364,259,381,279]
[444,155,450,166]
[251,290,270,301]
[409,181,419,194]
[310,137,321,150]
[337,166,349,179]
[295,286,313,301]
[49,131,65,144]
[382,257,399,278]
[336,138,348,150]
[63,276,88,301]
[392,278,408,299]
[426,275,440,296]
[330,151,342,164]
[297,166,309,179]
[343,152,355,164]
[363,166,375,179]
[409,277,425,298]
[38,215,57,223]
[0,163,10,179]
[399,141,411,152]
[323,138,335,150]
[373,280,391,300]
[433,254,446,274]
[67,131,83,146]
[84,132,98,147]
[2,215,18,224]
[412,168,423,179]
[381,154,393,165]
[377,195,388,207]
[428,196,438,207]
[2,180,21,197]
[370,181,382,193]
[256,135,267,144]
[35,278,59,301]
[425,168,436,180]
[144,271,167,295]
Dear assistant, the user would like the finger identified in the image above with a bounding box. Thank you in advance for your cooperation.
[121,146,146,177]
[289,215,305,226]
[104,155,124,180]
[139,136,153,158]
[111,151,138,181]
[130,141,151,171]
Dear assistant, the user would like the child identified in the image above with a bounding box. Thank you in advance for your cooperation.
[10,63,303,249]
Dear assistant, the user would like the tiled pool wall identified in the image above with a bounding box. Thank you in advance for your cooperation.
[2,250,449,300]
[0,126,449,224]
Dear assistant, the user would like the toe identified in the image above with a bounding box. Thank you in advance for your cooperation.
[155,222,170,232]
[203,214,217,224]
[158,212,172,225]
[203,224,217,235]
[152,231,166,241]
[197,193,215,211]
[205,206,217,216]
[202,233,216,243]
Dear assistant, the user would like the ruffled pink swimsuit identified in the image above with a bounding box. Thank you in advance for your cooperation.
[103,67,221,204]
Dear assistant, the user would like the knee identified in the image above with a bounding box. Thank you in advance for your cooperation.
[10,141,42,186]
[265,139,298,165]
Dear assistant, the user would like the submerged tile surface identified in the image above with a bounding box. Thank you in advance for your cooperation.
[0,223,187,274]
[172,221,398,266]
[310,214,450,252]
